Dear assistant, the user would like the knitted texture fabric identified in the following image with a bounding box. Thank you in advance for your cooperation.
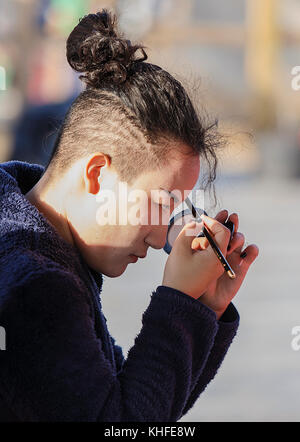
[0,160,239,422]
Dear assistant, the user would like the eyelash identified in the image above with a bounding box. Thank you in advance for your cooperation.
[154,202,170,210]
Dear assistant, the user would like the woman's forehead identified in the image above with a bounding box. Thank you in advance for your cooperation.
[131,155,200,193]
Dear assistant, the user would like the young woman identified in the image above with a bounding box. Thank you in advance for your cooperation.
[0,10,259,421]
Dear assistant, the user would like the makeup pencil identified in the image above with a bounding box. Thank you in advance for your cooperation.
[185,198,236,279]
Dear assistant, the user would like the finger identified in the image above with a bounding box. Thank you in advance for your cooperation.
[214,209,228,224]
[239,244,259,266]
[174,221,203,255]
[200,214,231,251]
[215,211,237,249]
[227,232,245,255]
[227,212,239,233]
[191,235,209,251]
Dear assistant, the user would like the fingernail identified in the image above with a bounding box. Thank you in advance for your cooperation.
[240,251,247,258]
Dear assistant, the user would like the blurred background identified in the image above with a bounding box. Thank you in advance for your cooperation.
[0,0,300,422]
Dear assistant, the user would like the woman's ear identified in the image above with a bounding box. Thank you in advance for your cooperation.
[84,153,110,195]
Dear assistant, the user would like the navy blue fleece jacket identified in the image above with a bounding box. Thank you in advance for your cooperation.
[0,160,239,422]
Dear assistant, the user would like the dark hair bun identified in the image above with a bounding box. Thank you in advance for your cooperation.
[66,9,147,87]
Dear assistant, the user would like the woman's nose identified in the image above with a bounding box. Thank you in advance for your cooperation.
[145,224,169,250]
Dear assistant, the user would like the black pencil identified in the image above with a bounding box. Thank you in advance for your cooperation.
[185,198,236,279]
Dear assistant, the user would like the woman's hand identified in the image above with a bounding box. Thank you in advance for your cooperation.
[162,216,232,299]
[191,210,259,319]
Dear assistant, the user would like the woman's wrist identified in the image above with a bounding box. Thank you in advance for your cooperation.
[197,296,228,321]
[215,308,227,321]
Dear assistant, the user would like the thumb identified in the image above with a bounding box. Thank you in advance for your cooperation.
[173,221,202,255]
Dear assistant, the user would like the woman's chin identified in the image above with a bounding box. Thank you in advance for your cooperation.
[102,262,128,278]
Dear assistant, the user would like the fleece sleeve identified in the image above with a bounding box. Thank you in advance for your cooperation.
[179,301,239,418]
[0,272,227,422]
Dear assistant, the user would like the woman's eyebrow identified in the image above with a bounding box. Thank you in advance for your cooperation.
[158,188,180,203]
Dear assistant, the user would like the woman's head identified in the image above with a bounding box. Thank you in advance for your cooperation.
[44,9,220,186]
[36,9,222,277]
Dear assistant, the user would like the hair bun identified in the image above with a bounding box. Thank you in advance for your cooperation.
[66,9,147,87]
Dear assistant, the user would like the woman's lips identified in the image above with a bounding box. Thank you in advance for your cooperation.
[130,253,147,259]
[129,253,147,262]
